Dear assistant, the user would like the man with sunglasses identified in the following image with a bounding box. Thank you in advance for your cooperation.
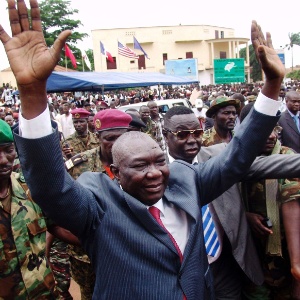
[163,105,300,299]
[0,1,291,298]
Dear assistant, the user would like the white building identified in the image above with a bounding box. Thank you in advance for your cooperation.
[92,24,250,85]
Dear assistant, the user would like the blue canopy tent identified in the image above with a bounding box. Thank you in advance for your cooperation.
[45,71,198,92]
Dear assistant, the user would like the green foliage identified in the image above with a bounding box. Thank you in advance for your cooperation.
[286,70,300,80]
[285,32,300,71]
[240,45,262,82]
[285,32,300,50]
[39,0,93,71]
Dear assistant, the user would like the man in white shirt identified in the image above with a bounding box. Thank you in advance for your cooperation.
[0,1,286,299]
[58,102,75,139]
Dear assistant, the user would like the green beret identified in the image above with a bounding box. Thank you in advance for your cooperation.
[0,119,14,144]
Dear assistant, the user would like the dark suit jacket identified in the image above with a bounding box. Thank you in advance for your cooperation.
[14,109,279,300]
[278,109,300,153]
[199,144,300,286]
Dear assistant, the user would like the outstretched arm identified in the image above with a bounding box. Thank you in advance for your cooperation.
[0,0,71,119]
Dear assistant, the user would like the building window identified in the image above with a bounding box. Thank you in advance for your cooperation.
[125,31,135,36]
[163,53,168,65]
[107,57,117,69]
[215,30,219,39]
[138,55,146,70]
[220,51,227,59]
[186,52,193,59]
[162,30,172,35]
[221,31,224,38]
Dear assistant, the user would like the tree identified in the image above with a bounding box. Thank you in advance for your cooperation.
[240,45,262,83]
[286,69,300,80]
[39,0,92,71]
[285,32,300,71]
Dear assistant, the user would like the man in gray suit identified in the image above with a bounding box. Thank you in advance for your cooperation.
[163,106,300,299]
[278,91,300,152]
[0,1,288,299]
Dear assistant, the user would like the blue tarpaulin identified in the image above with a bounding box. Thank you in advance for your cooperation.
[46,71,198,92]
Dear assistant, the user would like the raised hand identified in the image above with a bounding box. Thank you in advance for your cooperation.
[0,0,71,118]
[251,20,285,83]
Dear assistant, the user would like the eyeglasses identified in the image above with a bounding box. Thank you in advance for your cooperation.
[273,125,282,134]
[164,128,203,140]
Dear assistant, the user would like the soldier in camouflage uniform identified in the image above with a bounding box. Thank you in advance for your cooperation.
[0,119,57,299]
[62,108,98,157]
[139,105,153,136]
[147,101,166,151]
[64,110,132,300]
[202,96,240,147]
[240,103,300,299]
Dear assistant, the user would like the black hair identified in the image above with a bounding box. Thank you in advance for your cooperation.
[239,102,255,123]
[164,105,194,121]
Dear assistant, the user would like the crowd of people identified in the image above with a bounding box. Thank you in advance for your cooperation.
[1,1,300,300]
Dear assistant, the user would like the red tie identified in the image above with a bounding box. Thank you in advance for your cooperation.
[149,206,187,300]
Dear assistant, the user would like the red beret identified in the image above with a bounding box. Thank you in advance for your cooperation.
[97,100,109,108]
[71,108,90,119]
[94,109,132,132]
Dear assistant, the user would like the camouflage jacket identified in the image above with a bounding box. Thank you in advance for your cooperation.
[67,147,104,180]
[0,173,56,299]
[149,117,166,151]
[202,126,234,147]
[141,118,153,136]
[67,147,105,263]
[63,130,98,155]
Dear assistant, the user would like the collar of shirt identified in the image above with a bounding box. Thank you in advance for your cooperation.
[287,108,300,118]
[167,149,198,165]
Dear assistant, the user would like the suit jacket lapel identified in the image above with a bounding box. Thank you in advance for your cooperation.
[285,110,299,134]
[123,192,179,256]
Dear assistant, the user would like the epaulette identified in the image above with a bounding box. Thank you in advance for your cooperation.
[65,153,88,170]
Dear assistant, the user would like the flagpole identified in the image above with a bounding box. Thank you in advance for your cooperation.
[117,39,120,71]
[65,51,67,71]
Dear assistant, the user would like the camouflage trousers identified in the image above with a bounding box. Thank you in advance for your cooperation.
[49,239,73,300]
[70,257,96,300]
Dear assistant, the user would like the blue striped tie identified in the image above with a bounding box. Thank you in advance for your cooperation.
[202,204,220,257]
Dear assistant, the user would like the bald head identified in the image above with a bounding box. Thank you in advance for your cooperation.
[112,131,160,167]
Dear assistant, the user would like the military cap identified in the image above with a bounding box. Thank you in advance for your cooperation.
[71,108,91,119]
[94,109,132,132]
[0,119,13,144]
[206,96,240,118]
[127,113,147,129]
[247,95,257,102]
[97,100,109,108]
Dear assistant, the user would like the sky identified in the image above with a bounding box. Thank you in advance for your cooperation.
[1,0,300,72]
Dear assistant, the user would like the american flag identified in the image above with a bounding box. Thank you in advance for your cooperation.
[118,41,139,59]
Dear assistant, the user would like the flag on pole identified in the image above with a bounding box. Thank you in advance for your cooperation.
[118,41,139,59]
[100,41,114,63]
[81,49,91,70]
[65,44,77,68]
[133,36,149,59]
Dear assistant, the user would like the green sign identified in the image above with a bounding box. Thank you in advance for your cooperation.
[214,58,245,84]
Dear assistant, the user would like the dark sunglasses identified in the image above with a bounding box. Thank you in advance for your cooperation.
[164,128,203,140]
